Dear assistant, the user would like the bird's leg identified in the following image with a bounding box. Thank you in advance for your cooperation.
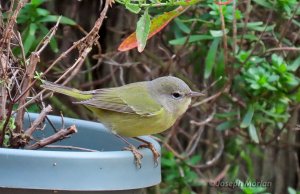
[134,137,160,166]
[115,134,143,168]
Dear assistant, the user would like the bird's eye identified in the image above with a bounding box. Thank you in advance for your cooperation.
[172,92,182,99]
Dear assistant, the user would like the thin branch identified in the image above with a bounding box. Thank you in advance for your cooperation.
[232,0,237,54]
[14,52,40,133]
[277,1,300,49]
[266,47,300,53]
[218,0,228,65]
[26,125,77,150]
[190,109,215,126]
[189,131,224,169]
[44,145,98,152]
[16,0,111,111]
[24,105,52,136]
[13,16,62,104]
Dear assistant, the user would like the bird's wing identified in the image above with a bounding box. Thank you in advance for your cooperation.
[76,83,163,116]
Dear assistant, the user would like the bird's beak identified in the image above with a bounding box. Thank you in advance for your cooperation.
[187,91,204,97]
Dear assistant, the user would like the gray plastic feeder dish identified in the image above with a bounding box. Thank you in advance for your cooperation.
[0,113,161,193]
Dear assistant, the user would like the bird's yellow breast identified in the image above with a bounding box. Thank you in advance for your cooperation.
[88,107,175,137]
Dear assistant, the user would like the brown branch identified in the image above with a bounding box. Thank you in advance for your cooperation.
[277,1,300,49]
[13,16,62,104]
[218,0,228,66]
[232,0,237,54]
[190,109,215,126]
[16,0,111,111]
[24,105,52,136]
[266,47,300,53]
[189,131,224,169]
[14,52,40,133]
[45,145,98,152]
[0,0,27,53]
[239,0,252,51]
[205,164,230,185]
[26,125,77,150]
[191,88,227,107]
[35,17,62,55]
[0,54,8,118]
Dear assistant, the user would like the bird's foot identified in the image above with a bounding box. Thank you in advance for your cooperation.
[124,145,143,169]
[138,142,160,166]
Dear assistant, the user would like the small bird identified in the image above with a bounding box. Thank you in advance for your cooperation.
[41,76,202,167]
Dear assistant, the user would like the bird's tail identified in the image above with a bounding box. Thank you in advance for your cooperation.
[40,81,92,101]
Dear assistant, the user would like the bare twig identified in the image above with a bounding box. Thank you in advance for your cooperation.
[35,17,62,55]
[277,1,300,49]
[266,47,300,53]
[13,16,62,104]
[205,164,230,185]
[16,0,111,111]
[26,125,77,150]
[192,87,227,107]
[232,0,237,54]
[44,145,98,152]
[218,0,228,65]
[185,127,204,157]
[24,105,52,136]
[0,0,28,146]
[189,131,224,169]
[0,0,27,54]
[14,52,40,133]
[239,0,251,53]
[190,109,215,126]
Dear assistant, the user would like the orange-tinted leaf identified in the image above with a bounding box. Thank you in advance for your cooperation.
[118,6,186,52]
[214,0,233,5]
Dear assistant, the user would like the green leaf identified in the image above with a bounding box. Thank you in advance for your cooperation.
[125,3,141,14]
[241,105,254,128]
[36,8,50,16]
[216,120,236,131]
[237,21,275,32]
[215,111,237,118]
[288,187,297,194]
[136,9,151,52]
[174,18,191,34]
[169,35,213,45]
[31,0,46,6]
[210,29,229,37]
[236,22,264,28]
[288,56,300,72]
[188,155,201,165]
[204,38,220,79]
[253,0,273,9]
[248,124,259,143]
[39,15,76,25]
[24,23,38,55]
[60,16,77,25]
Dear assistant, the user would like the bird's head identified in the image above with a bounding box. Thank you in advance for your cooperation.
[149,76,202,118]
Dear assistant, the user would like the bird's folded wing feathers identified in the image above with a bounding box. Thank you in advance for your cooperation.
[75,83,163,116]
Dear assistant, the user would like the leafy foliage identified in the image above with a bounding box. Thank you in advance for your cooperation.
[15,0,75,55]
[161,149,203,193]
[116,0,300,192]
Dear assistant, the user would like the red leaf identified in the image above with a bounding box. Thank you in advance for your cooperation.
[214,0,233,5]
[118,6,186,52]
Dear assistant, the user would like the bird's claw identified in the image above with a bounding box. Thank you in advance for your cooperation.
[124,145,143,168]
[138,142,160,166]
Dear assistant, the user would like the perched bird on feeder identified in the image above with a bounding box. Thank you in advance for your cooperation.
[41,76,202,167]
